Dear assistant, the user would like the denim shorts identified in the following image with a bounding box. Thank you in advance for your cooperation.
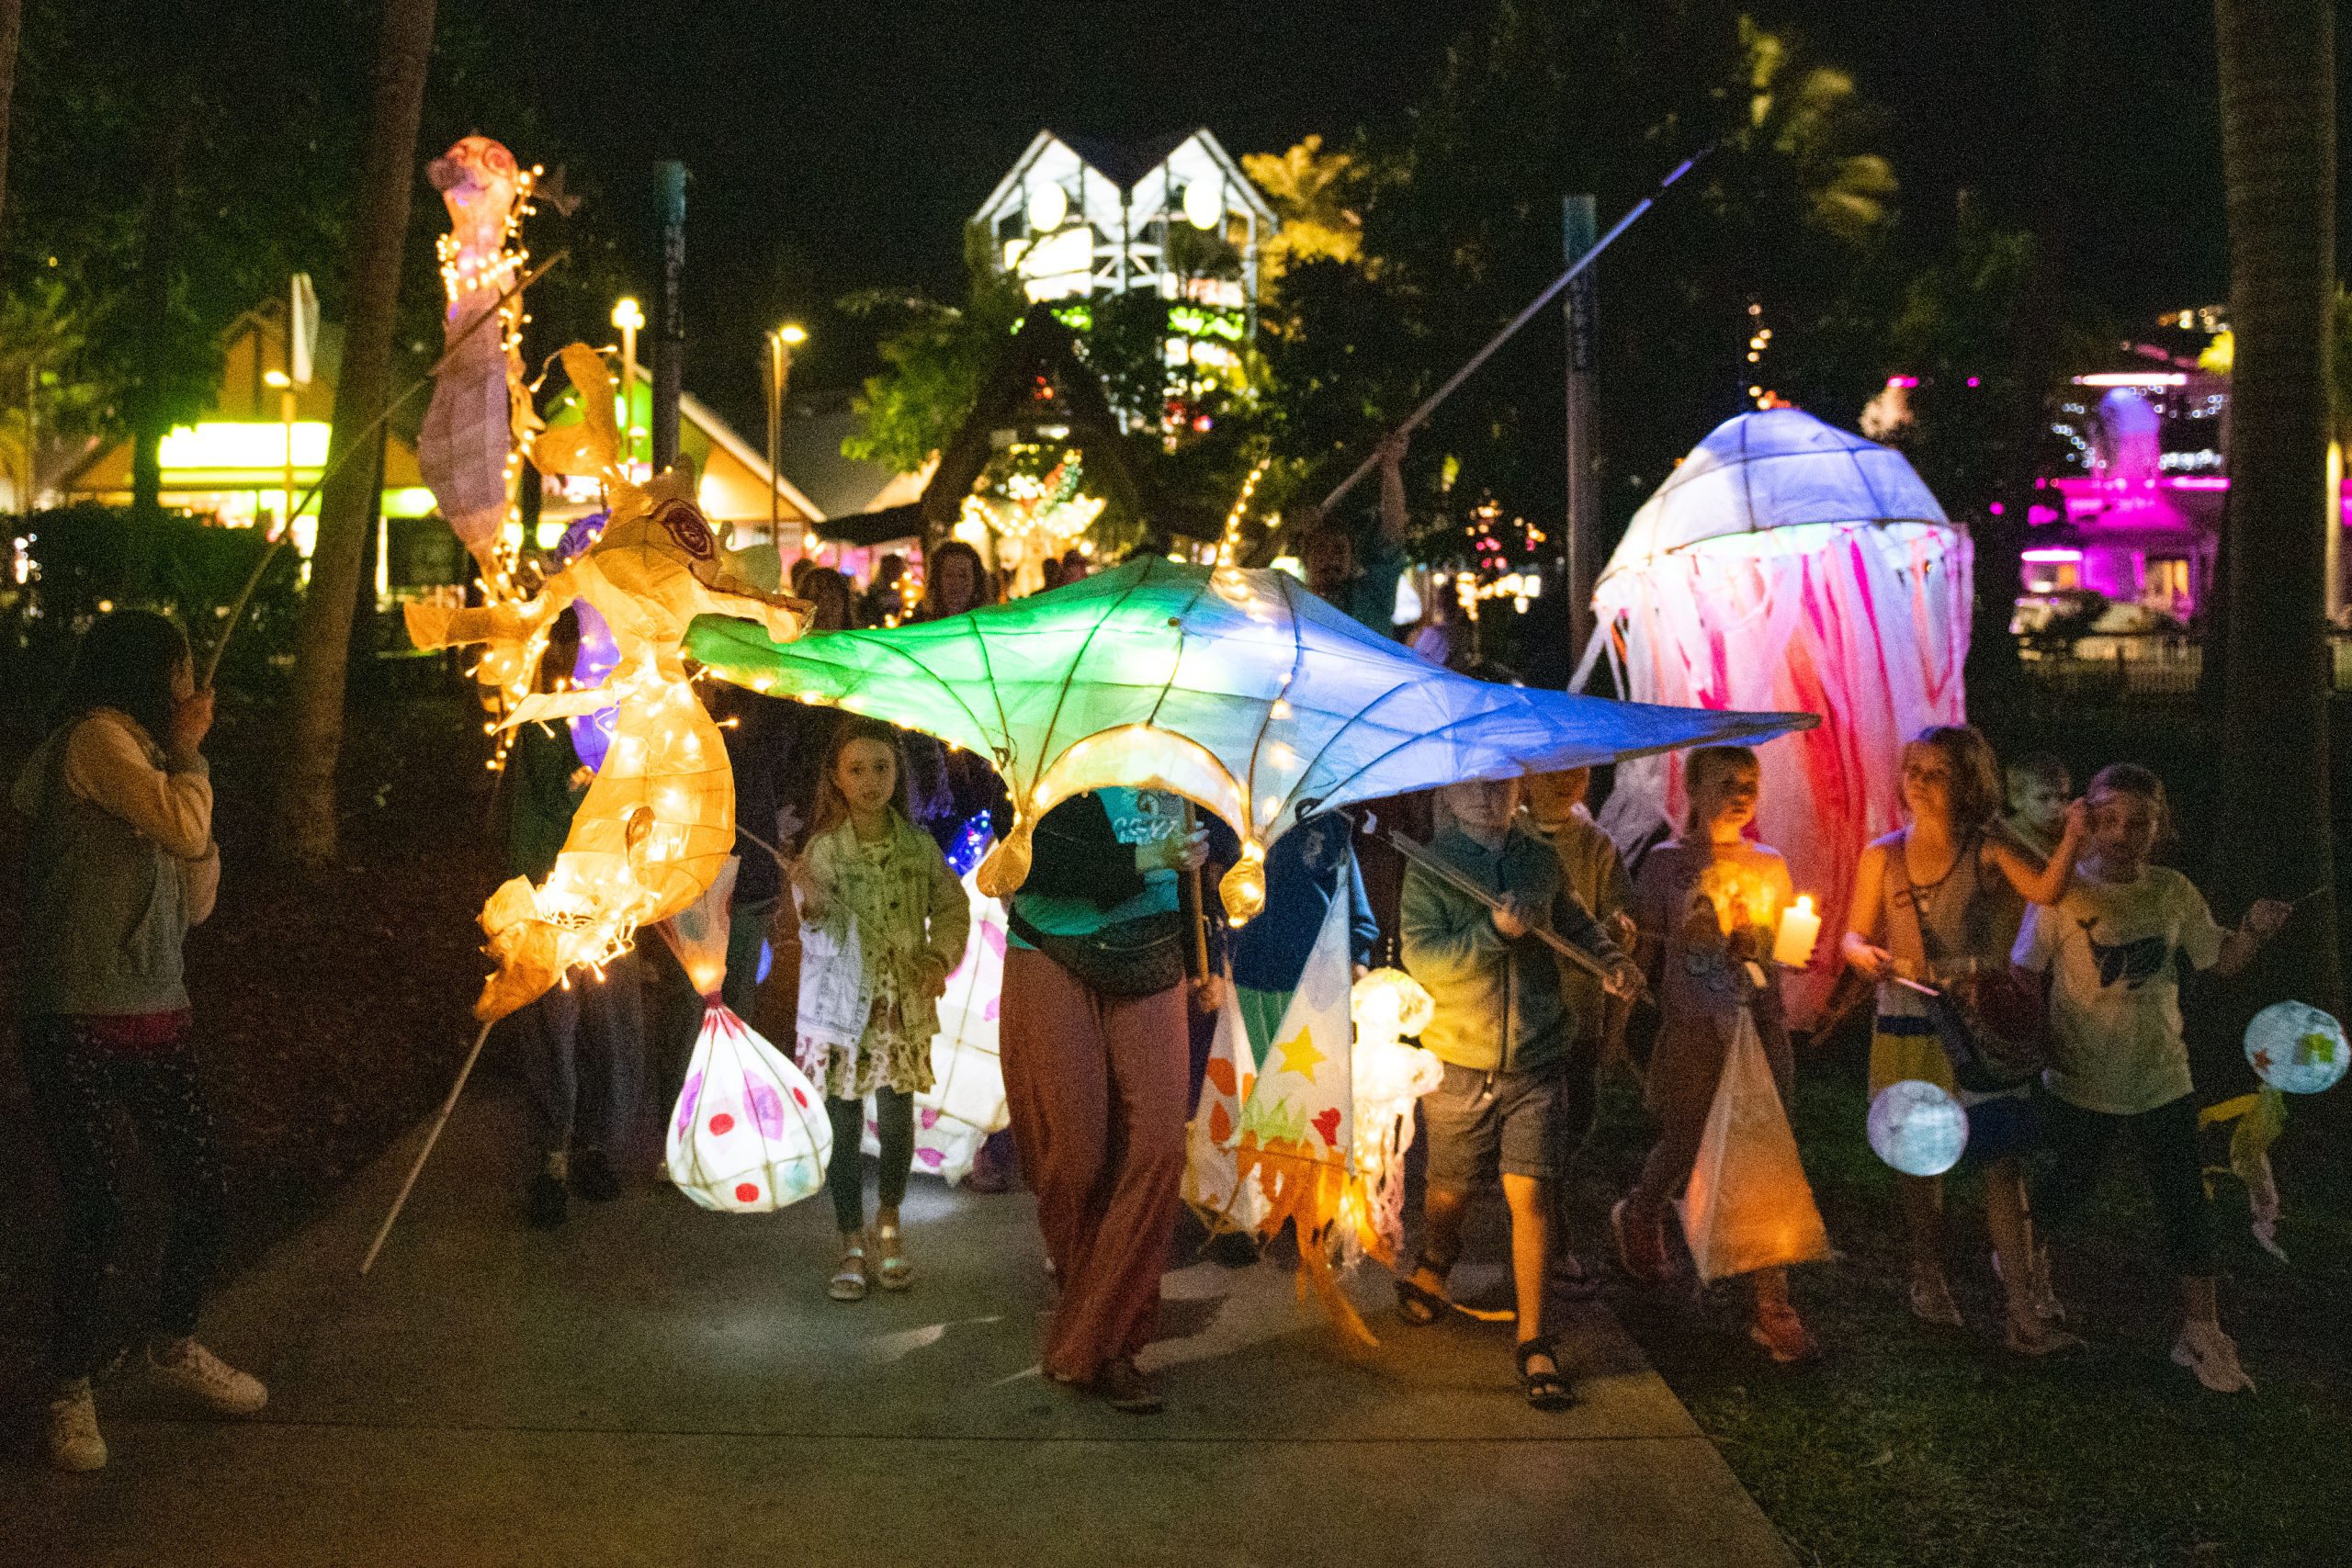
[1419,1061,1563,1189]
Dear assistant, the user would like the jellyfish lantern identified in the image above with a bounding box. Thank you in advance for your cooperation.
[1577,408,1970,1021]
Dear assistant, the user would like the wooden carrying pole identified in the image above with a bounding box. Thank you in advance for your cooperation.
[1183,801,1211,976]
[1302,149,1710,529]
[360,1017,496,1275]
[1385,827,1617,982]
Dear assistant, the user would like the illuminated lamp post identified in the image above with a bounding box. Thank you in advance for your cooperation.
[764,322,806,560]
[265,367,294,538]
[612,297,644,476]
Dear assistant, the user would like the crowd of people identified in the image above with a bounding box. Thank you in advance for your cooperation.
[12,520,2296,1466]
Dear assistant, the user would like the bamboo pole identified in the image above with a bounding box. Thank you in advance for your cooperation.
[1287,149,1713,544]
[360,1016,496,1275]
[1385,826,1621,984]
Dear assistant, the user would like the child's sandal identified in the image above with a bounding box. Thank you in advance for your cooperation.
[1514,1335,1575,1411]
[875,1220,912,1291]
[829,1233,871,1302]
[1394,1254,1452,1326]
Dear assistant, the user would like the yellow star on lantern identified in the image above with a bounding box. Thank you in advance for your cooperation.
[1272,1025,1327,1080]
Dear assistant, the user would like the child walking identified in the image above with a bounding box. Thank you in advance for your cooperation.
[2003,753,2073,861]
[15,610,265,1471]
[1399,773,1640,1410]
[793,718,969,1301]
[2012,764,2287,1392]
[1522,767,1635,1294]
[1613,746,1814,1362]
[1841,725,2084,1352]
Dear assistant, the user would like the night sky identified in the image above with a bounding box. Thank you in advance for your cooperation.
[456,0,2324,430]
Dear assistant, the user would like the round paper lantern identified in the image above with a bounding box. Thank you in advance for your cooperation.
[1867,1078,1968,1177]
[2245,1001,2347,1095]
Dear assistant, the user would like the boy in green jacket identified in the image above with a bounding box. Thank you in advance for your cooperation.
[1397,774,1639,1410]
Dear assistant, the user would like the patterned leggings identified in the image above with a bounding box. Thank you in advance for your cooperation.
[20,1016,231,1380]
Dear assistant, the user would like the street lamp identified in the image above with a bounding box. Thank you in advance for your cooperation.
[613,297,645,474]
[764,323,807,560]
[264,367,294,538]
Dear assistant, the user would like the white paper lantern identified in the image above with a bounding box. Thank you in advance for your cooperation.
[662,861,833,1212]
[667,1007,834,1212]
[1866,1078,1968,1178]
[2245,1001,2348,1095]
[1182,177,1222,231]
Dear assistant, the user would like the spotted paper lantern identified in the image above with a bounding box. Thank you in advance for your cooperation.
[662,862,832,1212]
[2245,1002,2347,1096]
[1866,1078,1968,1177]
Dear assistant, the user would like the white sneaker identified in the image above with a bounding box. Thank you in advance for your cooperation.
[148,1338,268,1416]
[2170,1321,2255,1394]
[47,1379,106,1472]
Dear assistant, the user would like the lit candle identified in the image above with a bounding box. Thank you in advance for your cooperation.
[1774,895,1822,968]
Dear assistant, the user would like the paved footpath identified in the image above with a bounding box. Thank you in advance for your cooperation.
[8,1089,1793,1568]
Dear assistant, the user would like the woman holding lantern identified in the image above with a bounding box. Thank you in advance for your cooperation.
[1840,725,2086,1356]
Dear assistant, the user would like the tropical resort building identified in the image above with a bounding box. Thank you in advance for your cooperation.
[60,302,823,596]
[976,129,1277,322]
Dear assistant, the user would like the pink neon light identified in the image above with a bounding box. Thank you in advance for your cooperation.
[1885,375,1919,389]
[1966,377,1981,389]
[2167,476,2229,491]
[1987,502,2005,516]
[2021,548,2083,563]
[2074,371,2188,388]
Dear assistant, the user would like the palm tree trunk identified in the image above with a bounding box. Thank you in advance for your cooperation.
[2213,0,2340,1013]
[0,0,22,234]
[129,106,191,519]
[274,0,436,865]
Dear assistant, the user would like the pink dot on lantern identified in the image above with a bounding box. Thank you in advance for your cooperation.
[709,1112,735,1134]
[734,1182,759,1202]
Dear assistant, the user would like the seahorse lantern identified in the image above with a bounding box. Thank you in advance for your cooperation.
[417,134,537,573]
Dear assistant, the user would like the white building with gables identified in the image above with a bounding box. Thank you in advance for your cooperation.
[974,130,1279,333]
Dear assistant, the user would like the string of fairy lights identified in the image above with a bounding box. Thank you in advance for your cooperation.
[1215,456,1272,567]
[438,162,549,774]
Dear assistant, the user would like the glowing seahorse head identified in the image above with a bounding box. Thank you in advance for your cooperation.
[429,135,525,281]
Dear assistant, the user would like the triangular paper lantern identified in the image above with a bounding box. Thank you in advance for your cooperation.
[1675,1011,1831,1282]
[1230,892,1374,1343]
[1183,980,1268,1233]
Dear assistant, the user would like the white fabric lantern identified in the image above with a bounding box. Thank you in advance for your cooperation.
[662,862,832,1212]
[862,871,1012,1185]
[2245,1001,2347,1095]
[1866,1078,1969,1177]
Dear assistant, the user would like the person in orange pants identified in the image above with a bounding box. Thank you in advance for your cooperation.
[998,788,1206,1413]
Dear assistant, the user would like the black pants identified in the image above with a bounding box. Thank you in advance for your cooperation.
[2035,1091,2214,1275]
[826,1089,915,1233]
[20,1015,232,1380]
